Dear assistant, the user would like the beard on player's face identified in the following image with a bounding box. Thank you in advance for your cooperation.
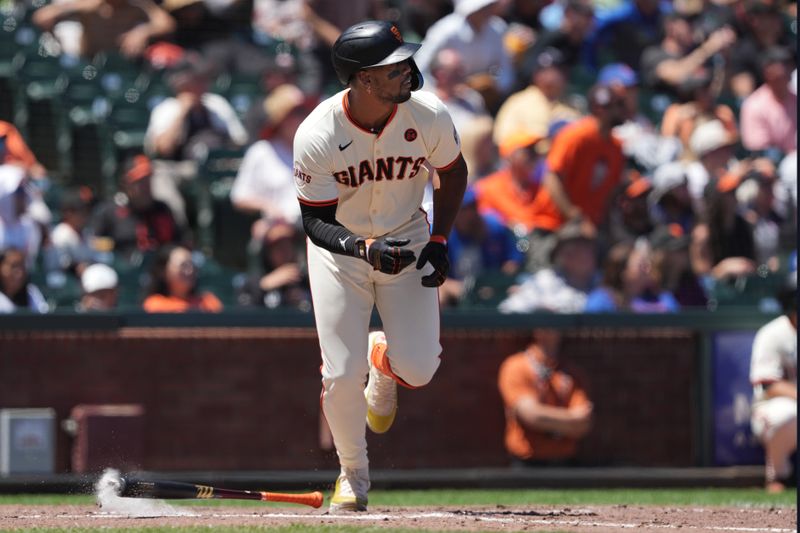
[365,62,412,103]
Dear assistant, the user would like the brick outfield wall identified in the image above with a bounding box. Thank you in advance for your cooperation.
[0,327,697,473]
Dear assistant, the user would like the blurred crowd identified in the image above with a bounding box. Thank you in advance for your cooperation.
[0,0,796,313]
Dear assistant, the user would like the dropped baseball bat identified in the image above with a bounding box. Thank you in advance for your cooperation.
[118,477,324,508]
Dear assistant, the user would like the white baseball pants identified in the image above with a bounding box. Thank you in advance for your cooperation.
[307,211,441,470]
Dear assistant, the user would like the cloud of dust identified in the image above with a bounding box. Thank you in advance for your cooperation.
[95,468,196,517]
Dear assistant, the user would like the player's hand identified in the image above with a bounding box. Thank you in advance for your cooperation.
[367,238,416,275]
[416,239,449,288]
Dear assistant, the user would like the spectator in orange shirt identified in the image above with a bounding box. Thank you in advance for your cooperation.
[497,328,593,466]
[474,130,550,235]
[0,121,46,179]
[526,83,627,271]
[142,244,223,312]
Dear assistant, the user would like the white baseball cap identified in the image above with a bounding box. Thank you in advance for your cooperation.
[81,264,119,294]
[689,120,734,158]
[649,161,688,205]
[455,0,498,16]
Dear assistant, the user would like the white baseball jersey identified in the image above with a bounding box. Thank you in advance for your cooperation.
[293,89,461,238]
[750,315,797,407]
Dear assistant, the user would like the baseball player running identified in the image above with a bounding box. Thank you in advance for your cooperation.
[293,20,468,512]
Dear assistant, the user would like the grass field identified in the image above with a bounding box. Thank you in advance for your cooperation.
[2,488,796,532]
[0,487,796,507]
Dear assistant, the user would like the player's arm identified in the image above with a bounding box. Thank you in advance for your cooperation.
[299,200,360,257]
[430,154,468,239]
[514,395,593,439]
[543,169,581,221]
[299,201,415,274]
[32,0,99,30]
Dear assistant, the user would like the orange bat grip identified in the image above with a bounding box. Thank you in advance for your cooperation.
[261,491,324,508]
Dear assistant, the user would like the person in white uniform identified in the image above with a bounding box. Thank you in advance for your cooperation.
[750,285,797,493]
[293,20,468,512]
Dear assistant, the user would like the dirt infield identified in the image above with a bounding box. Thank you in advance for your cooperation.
[0,503,796,532]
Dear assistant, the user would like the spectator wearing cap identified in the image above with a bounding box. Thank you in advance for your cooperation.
[691,172,757,282]
[0,124,52,232]
[650,223,707,307]
[144,54,248,225]
[145,57,248,160]
[231,84,312,238]
[649,161,696,235]
[415,0,515,107]
[45,187,99,277]
[729,0,794,99]
[0,165,42,268]
[607,172,655,247]
[585,238,680,313]
[517,0,595,88]
[89,154,183,261]
[0,247,48,314]
[474,131,549,235]
[78,263,119,312]
[525,83,627,271]
[424,48,489,135]
[740,47,797,155]
[493,46,581,144]
[599,63,682,172]
[236,221,310,310]
[737,169,785,270]
[660,68,738,158]
[439,186,524,307]
[684,119,738,205]
[585,0,672,72]
[32,0,175,59]
[639,10,736,100]
[498,220,598,313]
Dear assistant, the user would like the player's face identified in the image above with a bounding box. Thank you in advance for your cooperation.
[364,60,413,104]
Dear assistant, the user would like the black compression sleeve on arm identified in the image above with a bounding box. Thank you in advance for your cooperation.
[300,201,360,257]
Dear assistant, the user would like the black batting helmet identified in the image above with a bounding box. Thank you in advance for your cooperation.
[332,20,424,90]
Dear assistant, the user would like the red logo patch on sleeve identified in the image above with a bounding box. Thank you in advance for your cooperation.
[404,128,417,142]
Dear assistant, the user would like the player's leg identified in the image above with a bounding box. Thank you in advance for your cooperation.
[373,266,442,386]
[306,241,374,510]
[371,215,442,385]
[759,397,797,492]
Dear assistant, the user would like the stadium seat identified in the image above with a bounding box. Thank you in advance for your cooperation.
[195,255,244,306]
[92,51,150,100]
[224,73,264,120]
[707,272,785,309]
[191,147,257,269]
[11,44,70,175]
[461,271,518,308]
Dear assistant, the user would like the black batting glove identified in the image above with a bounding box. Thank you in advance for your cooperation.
[415,237,449,287]
[361,238,416,275]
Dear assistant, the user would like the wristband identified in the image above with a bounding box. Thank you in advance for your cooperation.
[430,234,447,245]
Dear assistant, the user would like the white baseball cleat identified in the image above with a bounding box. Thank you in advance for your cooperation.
[329,466,370,512]
[365,331,397,434]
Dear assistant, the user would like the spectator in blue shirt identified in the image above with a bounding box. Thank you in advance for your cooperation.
[584,0,673,72]
[585,238,680,312]
[439,186,524,306]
